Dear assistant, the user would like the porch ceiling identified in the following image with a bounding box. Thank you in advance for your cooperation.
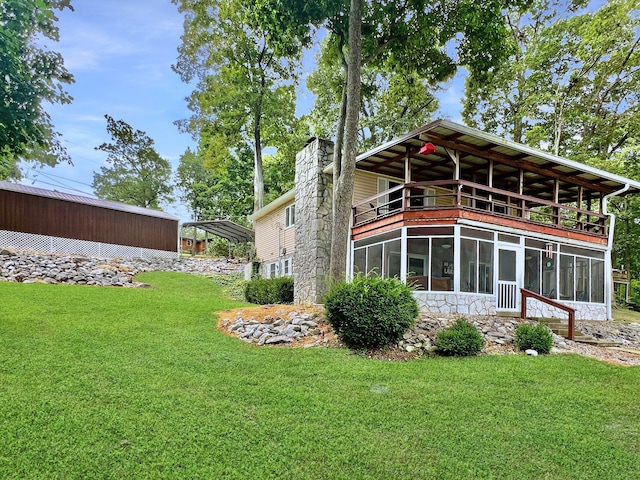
[356,120,640,203]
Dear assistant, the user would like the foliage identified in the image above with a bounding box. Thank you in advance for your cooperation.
[307,36,439,150]
[92,115,173,209]
[434,318,485,357]
[464,0,640,162]
[176,145,254,223]
[254,0,532,280]
[244,276,294,304]
[172,0,300,212]
[514,323,554,354]
[1,273,640,478]
[0,0,74,178]
[206,272,246,301]
[324,275,418,350]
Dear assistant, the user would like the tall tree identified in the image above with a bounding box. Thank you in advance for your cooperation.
[463,0,639,163]
[255,0,530,280]
[307,36,439,150]
[176,145,254,223]
[0,0,74,179]
[172,0,299,213]
[93,115,173,209]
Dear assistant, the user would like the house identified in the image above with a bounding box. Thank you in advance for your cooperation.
[180,236,208,254]
[0,181,179,259]
[250,120,640,320]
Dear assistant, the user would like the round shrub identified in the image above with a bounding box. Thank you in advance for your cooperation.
[514,323,553,354]
[324,275,419,350]
[434,318,485,356]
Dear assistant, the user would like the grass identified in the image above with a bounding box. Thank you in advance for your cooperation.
[1,272,639,479]
[611,306,640,323]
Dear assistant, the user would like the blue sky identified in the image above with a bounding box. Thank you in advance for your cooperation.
[24,0,467,221]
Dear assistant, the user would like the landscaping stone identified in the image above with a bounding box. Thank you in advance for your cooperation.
[0,250,246,287]
[525,349,539,356]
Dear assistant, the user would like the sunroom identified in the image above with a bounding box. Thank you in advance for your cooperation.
[348,120,640,320]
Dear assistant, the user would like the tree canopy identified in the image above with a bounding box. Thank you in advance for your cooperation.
[0,0,74,179]
[254,0,533,279]
[172,0,299,212]
[93,115,173,210]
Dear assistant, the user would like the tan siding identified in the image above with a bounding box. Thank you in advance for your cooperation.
[254,202,296,262]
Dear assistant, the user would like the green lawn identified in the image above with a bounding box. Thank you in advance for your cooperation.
[1,272,639,479]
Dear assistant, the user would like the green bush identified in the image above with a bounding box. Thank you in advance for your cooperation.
[244,277,294,304]
[324,275,419,350]
[514,323,553,354]
[434,318,485,356]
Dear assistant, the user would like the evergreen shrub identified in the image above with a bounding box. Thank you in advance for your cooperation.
[514,323,553,354]
[434,318,485,356]
[324,275,419,350]
[244,277,294,304]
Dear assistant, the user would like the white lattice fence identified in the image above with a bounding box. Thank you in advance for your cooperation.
[0,230,177,260]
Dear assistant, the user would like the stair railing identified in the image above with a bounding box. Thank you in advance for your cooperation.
[520,288,575,341]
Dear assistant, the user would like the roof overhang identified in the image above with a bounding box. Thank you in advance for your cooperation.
[355,119,640,201]
[248,189,295,222]
[181,220,254,244]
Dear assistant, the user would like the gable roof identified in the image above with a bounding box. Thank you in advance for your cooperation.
[0,181,179,221]
[355,119,640,201]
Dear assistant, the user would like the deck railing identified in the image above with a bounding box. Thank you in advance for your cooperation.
[520,288,575,340]
[352,180,607,238]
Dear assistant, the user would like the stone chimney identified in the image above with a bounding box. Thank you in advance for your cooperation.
[293,138,334,304]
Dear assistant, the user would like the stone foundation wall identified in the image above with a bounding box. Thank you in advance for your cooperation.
[414,291,608,320]
[414,292,497,316]
[293,139,333,304]
[524,297,607,321]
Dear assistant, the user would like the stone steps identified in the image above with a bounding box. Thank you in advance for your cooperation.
[536,318,621,346]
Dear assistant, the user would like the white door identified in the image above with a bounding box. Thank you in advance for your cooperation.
[497,247,520,312]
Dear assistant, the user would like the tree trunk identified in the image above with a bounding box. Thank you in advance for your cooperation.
[333,82,347,197]
[253,111,264,213]
[329,0,362,280]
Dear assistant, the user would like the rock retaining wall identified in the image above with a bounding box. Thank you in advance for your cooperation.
[0,249,245,287]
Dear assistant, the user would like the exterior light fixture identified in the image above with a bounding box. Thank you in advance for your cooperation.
[419,142,436,155]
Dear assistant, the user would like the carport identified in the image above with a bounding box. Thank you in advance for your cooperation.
[181,220,253,256]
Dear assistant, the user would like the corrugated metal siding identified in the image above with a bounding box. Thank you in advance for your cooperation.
[0,190,178,252]
[254,203,296,262]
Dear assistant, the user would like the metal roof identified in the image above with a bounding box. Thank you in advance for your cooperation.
[356,119,640,203]
[182,220,254,244]
[0,181,179,221]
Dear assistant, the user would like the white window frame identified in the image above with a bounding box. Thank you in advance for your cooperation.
[282,258,292,276]
[265,261,278,279]
[285,204,295,228]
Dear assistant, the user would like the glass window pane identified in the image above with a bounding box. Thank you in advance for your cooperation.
[576,258,589,301]
[479,241,494,294]
[354,248,366,275]
[407,238,429,290]
[498,249,516,282]
[461,227,494,240]
[542,253,557,299]
[431,237,454,291]
[525,249,541,294]
[591,259,605,303]
[384,240,401,279]
[353,230,401,248]
[559,255,575,301]
[367,243,383,276]
[461,238,476,292]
